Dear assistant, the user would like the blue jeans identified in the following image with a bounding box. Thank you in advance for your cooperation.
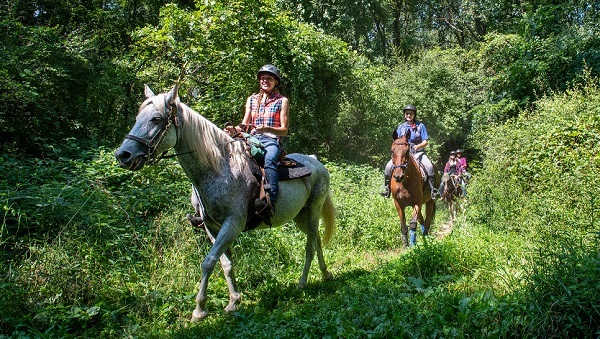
[256,135,282,205]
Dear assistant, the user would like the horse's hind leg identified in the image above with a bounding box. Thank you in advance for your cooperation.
[298,221,317,288]
[294,209,326,288]
[314,230,333,281]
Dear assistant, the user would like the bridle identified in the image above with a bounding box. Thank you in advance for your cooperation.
[391,139,410,171]
[124,95,184,165]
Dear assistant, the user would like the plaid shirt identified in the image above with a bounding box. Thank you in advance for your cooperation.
[249,92,284,128]
[458,157,468,171]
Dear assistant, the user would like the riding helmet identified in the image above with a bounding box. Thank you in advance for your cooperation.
[456,149,464,153]
[257,64,281,85]
[450,150,457,155]
[403,104,417,116]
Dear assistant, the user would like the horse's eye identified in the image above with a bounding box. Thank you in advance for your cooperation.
[150,116,163,123]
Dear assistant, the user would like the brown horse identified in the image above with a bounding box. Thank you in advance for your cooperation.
[441,173,463,221]
[389,136,438,247]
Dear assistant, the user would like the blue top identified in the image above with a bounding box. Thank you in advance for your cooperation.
[396,120,429,146]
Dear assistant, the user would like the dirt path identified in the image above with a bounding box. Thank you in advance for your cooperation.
[363,216,456,265]
[435,219,454,239]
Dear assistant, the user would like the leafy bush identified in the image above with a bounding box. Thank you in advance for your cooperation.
[466,77,600,336]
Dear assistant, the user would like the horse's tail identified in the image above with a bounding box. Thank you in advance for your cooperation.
[320,191,336,246]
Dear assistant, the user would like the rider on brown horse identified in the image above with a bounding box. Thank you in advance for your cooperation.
[380,105,439,199]
[438,150,460,196]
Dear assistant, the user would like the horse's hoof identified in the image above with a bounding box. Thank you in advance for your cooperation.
[225,301,240,313]
[191,309,208,322]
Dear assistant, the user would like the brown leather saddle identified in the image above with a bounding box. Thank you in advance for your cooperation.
[246,153,312,229]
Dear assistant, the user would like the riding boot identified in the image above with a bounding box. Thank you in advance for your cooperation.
[255,180,275,225]
[428,176,439,198]
[379,175,391,198]
[438,182,445,200]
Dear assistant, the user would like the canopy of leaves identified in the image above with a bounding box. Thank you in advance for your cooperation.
[126,0,356,154]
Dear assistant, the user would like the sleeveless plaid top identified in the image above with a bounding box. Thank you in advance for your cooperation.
[249,92,284,128]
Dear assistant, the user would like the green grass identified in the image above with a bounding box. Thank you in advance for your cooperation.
[1,145,599,337]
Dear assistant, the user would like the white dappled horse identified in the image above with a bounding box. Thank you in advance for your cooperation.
[115,84,335,320]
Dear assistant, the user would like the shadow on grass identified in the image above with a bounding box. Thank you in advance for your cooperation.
[174,241,464,338]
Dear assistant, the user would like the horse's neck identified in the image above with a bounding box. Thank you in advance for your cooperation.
[175,106,241,184]
[409,154,421,176]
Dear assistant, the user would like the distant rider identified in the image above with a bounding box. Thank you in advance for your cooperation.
[438,150,460,196]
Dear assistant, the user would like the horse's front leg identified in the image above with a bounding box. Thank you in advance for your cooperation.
[409,205,424,246]
[196,224,241,314]
[394,201,409,247]
[191,218,243,322]
[423,198,436,236]
[220,247,242,312]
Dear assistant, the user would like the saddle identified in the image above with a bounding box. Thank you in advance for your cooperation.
[412,154,431,183]
[228,126,311,229]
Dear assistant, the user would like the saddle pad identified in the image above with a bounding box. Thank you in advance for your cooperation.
[278,158,312,180]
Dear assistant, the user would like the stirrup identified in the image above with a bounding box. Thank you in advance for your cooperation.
[379,186,390,198]
[254,198,274,225]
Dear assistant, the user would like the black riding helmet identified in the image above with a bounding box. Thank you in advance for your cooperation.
[257,64,281,86]
[403,104,417,118]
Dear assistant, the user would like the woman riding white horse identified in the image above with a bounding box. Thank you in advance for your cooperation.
[114,83,335,321]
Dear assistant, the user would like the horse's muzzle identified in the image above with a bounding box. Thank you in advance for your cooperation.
[114,148,147,171]
[393,173,405,182]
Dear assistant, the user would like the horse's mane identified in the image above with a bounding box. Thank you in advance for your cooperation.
[153,94,246,173]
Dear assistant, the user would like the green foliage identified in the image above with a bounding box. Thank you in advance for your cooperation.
[347,48,486,165]
[275,0,389,60]
[2,0,600,336]
[126,0,356,155]
[525,233,600,337]
[474,25,600,124]
[466,78,600,337]
[0,20,85,154]
[1,132,599,336]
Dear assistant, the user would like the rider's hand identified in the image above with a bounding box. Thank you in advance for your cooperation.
[255,124,270,134]
[225,125,238,136]
[238,123,256,134]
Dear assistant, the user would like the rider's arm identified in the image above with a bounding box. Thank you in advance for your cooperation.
[413,139,428,151]
[242,96,253,126]
[231,96,255,134]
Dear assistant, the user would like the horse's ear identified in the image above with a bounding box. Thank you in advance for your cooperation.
[144,84,155,98]
[392,129,399,140]
[166,83,179,106]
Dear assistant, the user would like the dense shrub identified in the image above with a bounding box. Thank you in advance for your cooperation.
[467,77,600,336]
